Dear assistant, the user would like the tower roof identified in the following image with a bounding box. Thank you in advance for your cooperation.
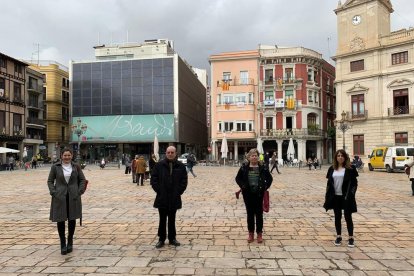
[335,0,393,13]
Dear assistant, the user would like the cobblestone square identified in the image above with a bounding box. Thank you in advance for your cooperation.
[0,164,413,275]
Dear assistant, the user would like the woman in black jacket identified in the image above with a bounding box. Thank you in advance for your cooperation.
[236,148,273,243]
[323,149,358,247]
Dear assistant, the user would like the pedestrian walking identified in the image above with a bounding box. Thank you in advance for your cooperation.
[135,155,147,186]
[31,156,37,169]
[131,155,138,183]
[151,146,188,248]
[235,148,273,243]
[404,157,414,196]
[323,149,359,247]
[186,153,197,178]
[100,158,106,169]
[270,152,281,174]
[47,148,86,255]
[124,155,132,174]
[8,155,15,171]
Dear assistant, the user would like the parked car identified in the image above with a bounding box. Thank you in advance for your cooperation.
[368,146,414,172]
[177,153,196,165]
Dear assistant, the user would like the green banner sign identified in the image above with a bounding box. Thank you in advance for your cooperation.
[71,114,175,142]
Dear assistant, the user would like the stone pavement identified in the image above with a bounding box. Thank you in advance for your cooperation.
[0,164,413,275]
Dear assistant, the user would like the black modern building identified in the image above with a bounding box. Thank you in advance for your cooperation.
[71,40,207,161]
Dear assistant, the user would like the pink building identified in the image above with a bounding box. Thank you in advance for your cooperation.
[209,46,336,164]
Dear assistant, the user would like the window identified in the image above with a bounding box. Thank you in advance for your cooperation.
[314,92,318,104]
[0,78,5,97]
[392,89,409,115]
[285,68,293,82]
[14,63,23,74]
[224,122,233,131]
[240,71,249,85]
[62,90,69,104]
[392,51,408,65]
[352,94,365,117]
[236,122,246,131]
[307,114,316,126]
[222,72,231,81]
[249,121,253,131]
[308,91,313,102]
[0,111,5,132]
[265,69,273,84]
[265,90,274,100]
[29,94,39,107]
[217,94,221,104]
[350,60,364,72]
[285,89,294,99]
[62,107,69,121]
[13,114,22,134]
[61,126,65,141]
[266,117,273,130]
[395,132,408,144]
[0,56,6,68]
[248,93,253,104]
[29,77,38,90]
[353,135,364,155]
[235,95,246,103]
[14,83,21,101]
[223,95,233,104]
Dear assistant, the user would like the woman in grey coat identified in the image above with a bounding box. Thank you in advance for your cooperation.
[47,148,86,255]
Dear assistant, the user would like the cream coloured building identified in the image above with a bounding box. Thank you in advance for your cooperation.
[333,0,414,161]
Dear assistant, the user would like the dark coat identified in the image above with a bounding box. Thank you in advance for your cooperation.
[47,162,86,222]
[323,165,358,213]
[149,158,157,171]
[235,163,273,195]
[151,158,188,210]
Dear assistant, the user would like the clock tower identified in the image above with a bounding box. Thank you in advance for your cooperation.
[335,0,393,55]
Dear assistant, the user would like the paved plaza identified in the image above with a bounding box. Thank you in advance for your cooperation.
[0,163,413,275]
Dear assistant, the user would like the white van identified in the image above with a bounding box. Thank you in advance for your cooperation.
[384,146,414,173]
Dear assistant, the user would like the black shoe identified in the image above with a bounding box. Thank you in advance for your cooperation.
[169,239,180,246]
[67,239,73,253]
[155,240,165,249]
[334,236,342,246]
[348,238,355,248]
[61,245,67,255]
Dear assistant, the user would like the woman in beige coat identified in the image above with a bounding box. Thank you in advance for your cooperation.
[47,148,86,255]
[405,158,414,196]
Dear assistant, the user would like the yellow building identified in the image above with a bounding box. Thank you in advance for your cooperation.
[30,62,70,158]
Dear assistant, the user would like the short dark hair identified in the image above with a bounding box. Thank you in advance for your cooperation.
[61,148,73,156]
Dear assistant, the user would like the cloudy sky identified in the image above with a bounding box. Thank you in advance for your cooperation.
[1,0,414,70]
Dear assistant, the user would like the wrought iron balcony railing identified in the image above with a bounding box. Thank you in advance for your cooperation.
[259,128,325,139]
[388,105,414,116]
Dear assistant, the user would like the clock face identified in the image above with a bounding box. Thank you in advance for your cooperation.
[352,15,361,25]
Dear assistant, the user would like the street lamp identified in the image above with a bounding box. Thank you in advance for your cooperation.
[335,111,351,150]
[71,118,87,164]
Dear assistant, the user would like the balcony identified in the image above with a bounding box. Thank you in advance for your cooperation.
[258,99,302,110]
[350,110,368,120]
[27,117,45,125]
[388,105,414,117]
[28,85,43,94]
[216,78,255,88]
[27,102,43,110]
[259,128,325,139]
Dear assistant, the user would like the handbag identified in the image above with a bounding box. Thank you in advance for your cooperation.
[263,190,270,213]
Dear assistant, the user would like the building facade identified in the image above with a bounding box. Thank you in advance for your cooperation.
[24,67,46,160]
[334,0,414,161]
[0,52,27,163]
[71,39,207,161]
[258,46,336,163]
[209,50,260,162]
[209,47,335,164]
[30,62,71,159]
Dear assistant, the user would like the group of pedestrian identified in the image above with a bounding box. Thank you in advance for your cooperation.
[307,156,320,170]
[46,146,365,254]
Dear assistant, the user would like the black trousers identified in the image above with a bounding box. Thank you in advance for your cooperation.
[57,194,76,245]
[137,173,144,185]
[270,163,280,173]
[333,195,354,236]
[411,179,414,195]
[157,208,177,241]
[242,191,264,233]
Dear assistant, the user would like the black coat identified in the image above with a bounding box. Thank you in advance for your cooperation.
[235,163,273,194]
[150,158,188,210]
[323,165,358,213]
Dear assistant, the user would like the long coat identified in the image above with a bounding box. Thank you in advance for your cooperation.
[150,158,188,210]
[47,162,86,222]
[235,162,273,195]
[323,165,358,213]
[136,157,147,174]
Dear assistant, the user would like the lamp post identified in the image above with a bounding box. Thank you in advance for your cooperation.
[71,118,87,164]
[336,111,351,150]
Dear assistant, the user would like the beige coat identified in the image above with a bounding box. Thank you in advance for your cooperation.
[135,157,147,174]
